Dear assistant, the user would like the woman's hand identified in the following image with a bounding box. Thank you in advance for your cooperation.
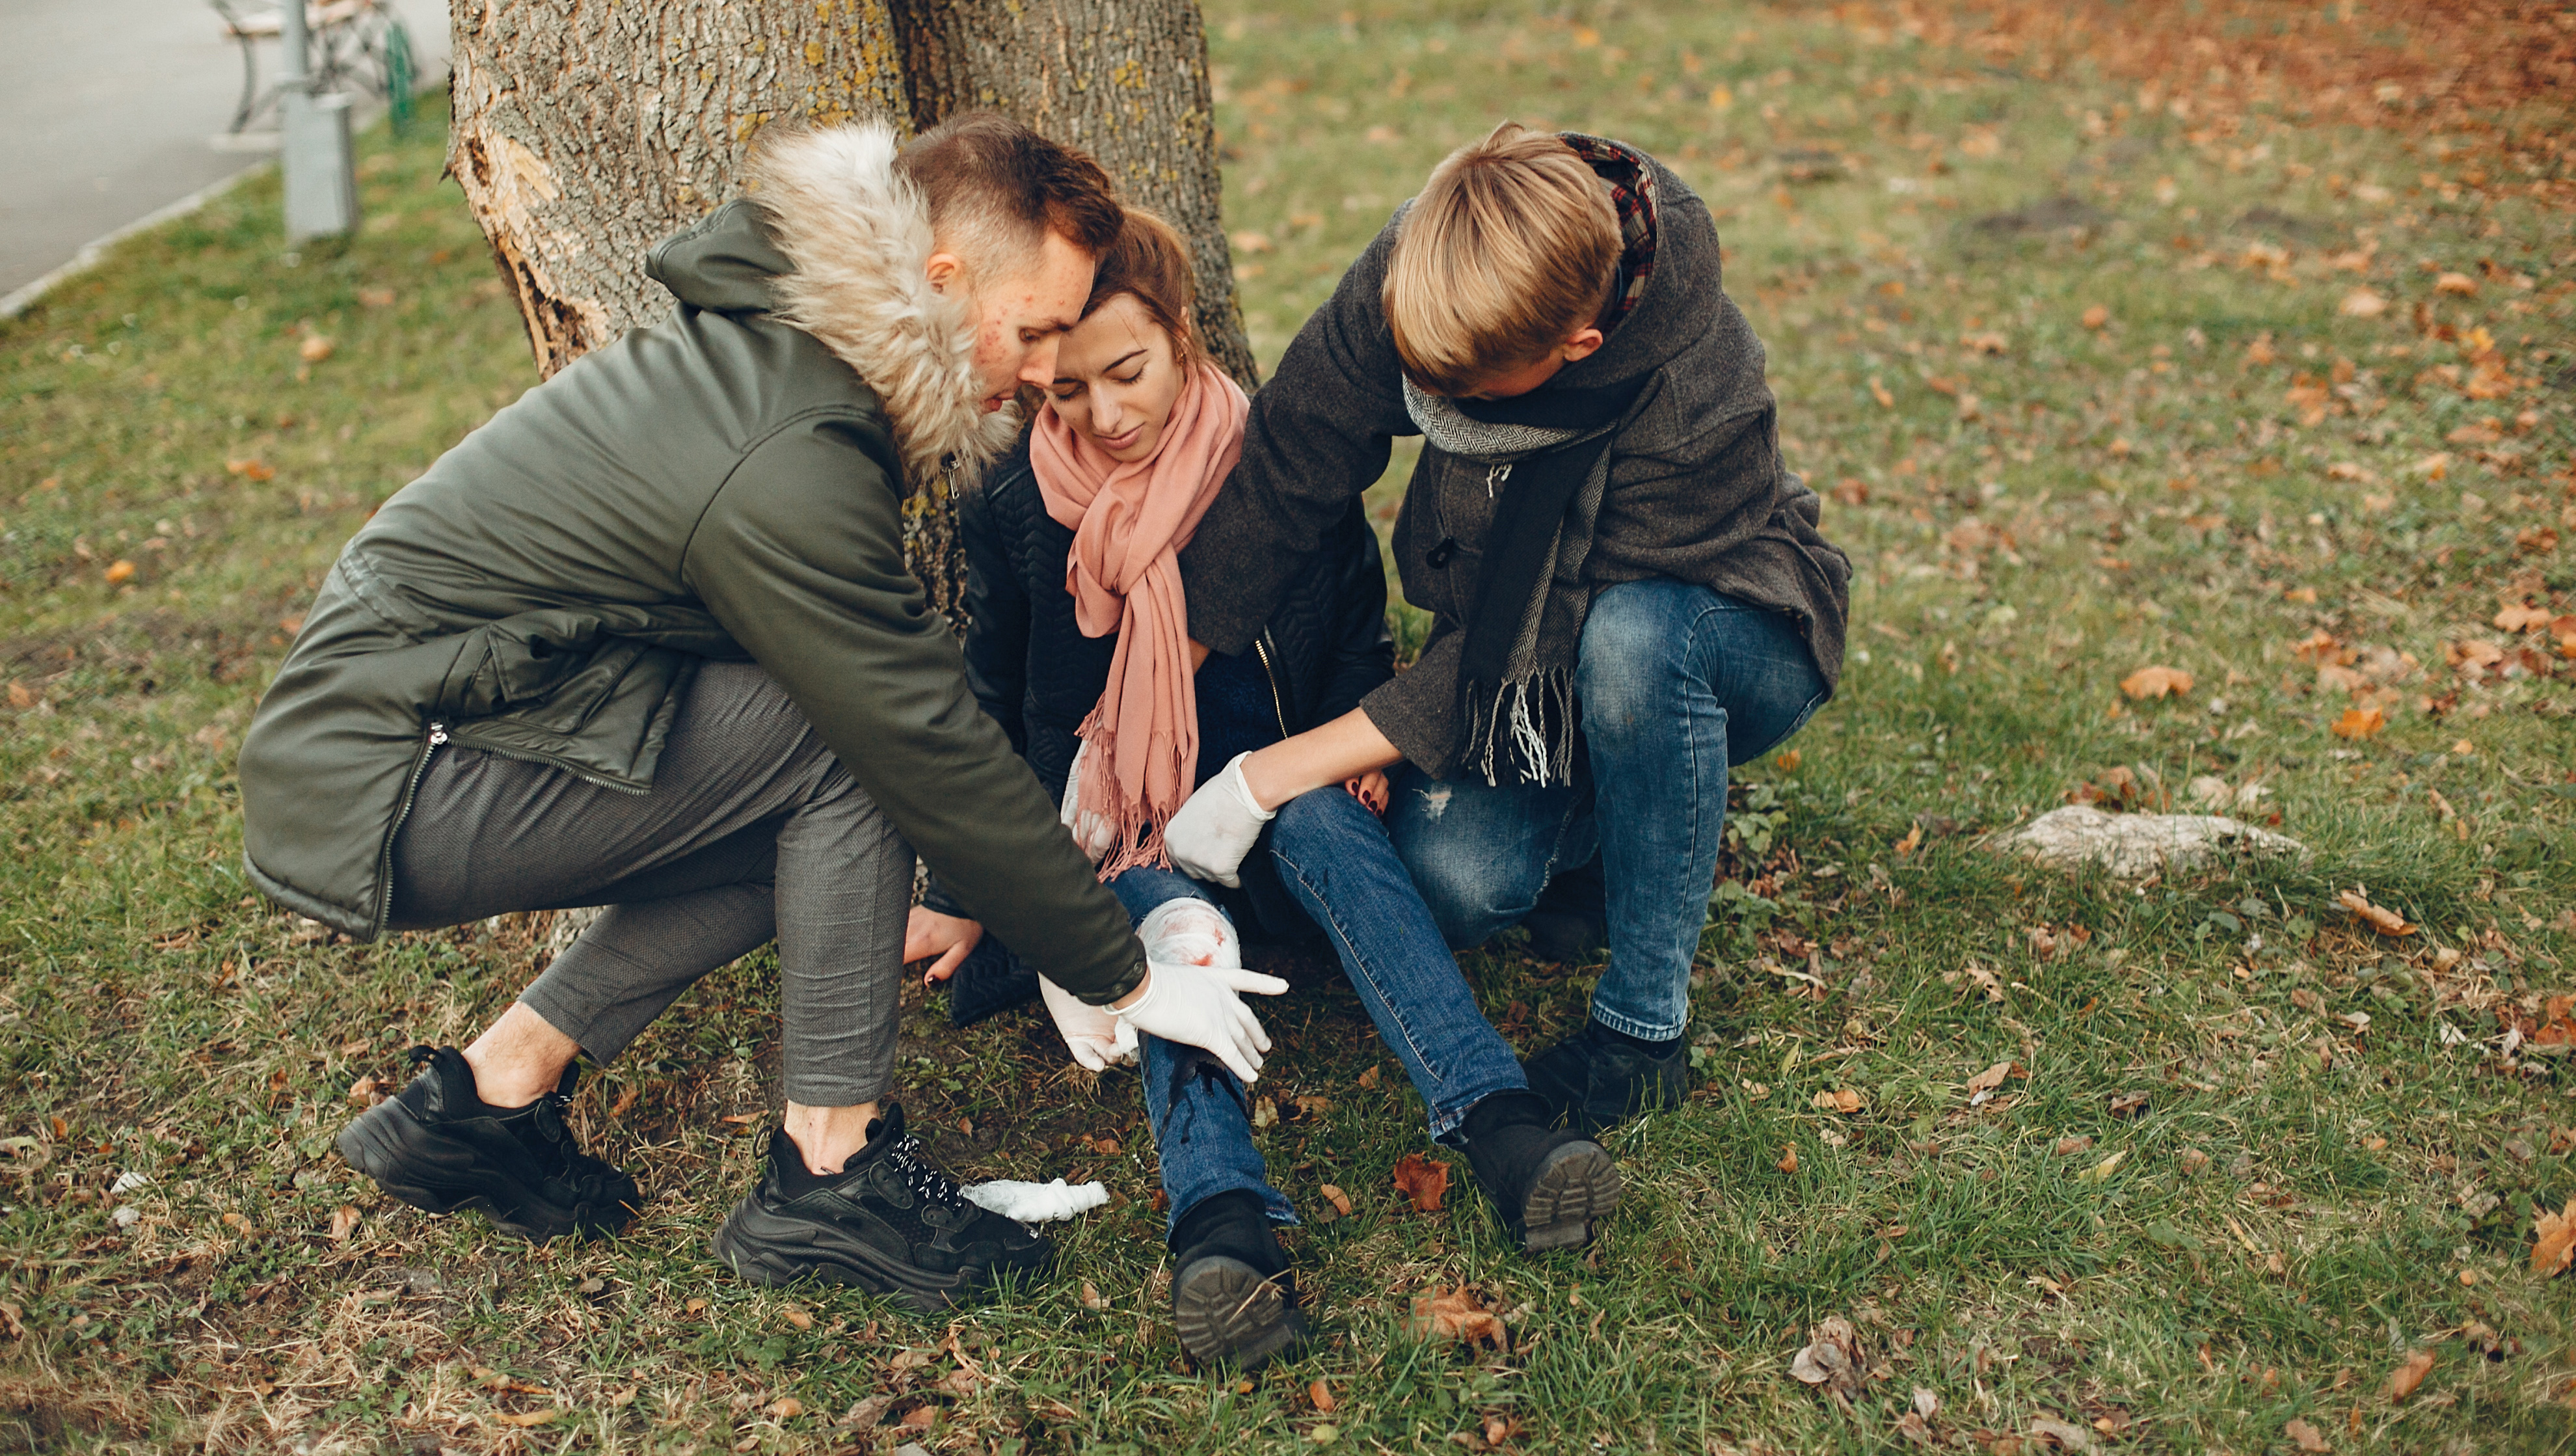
[904,906,985,985]
[1345,768,1391,816]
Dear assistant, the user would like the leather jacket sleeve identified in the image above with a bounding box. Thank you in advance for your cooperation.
[957,476,1030,755]
[1316,507,1395,723]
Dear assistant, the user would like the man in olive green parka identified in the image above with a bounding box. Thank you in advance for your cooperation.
[242,115,1287,1310]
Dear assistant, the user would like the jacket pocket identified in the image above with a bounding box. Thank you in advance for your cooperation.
[433,610,619,725]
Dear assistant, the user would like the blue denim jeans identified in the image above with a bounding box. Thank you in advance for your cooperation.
[1113,789,1529,1233]
[1386,579,1829,1043]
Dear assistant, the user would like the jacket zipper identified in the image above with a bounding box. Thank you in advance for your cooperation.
[371,720,448,939]
[1251,631,1293,738]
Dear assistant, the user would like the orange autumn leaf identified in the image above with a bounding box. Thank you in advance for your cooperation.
[1309,1379,1337,1413]
[1812,1088,1865,1114]
[103,560,136,586]
[328,1205,360,1242]
[2337,889,2414,937]
[1777,1144,1799,1173]
[2080,304,2111,329]
[493,1410,560,1429]
[2387,1348,2435,1403]
[1319,1183,1353,1217]
[1391,1152,1449,1213]
[2331,706,2387,740]
[1407,1286,1508,1350]
[2119,666,2194,700]
[2534,1198,2576,1278]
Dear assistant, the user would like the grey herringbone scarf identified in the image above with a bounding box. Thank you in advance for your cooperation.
[1402,379,1628,786]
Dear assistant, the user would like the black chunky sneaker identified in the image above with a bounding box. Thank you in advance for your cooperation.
[1522,1019,1691,1136]
[1462,1090,1623,1252]
[712,1105,1048,1312]
[1169,1189,1307,1369]
[336,1045,641,1242]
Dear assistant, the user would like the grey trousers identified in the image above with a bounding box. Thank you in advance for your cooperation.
[386,659,914,1107]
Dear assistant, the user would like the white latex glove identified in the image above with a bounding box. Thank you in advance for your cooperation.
[1039,975,1137,1072]
[1112,957,1289,1083]
[1162,751,1274,889]
[1059,738,1119,863]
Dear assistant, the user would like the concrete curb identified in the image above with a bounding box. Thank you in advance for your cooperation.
[0,165,276,321]
[0,74,446,324]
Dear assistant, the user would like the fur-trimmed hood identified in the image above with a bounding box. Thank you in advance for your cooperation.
[651,122,1022,485]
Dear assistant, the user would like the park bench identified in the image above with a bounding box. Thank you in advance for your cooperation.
[209,0,414,135]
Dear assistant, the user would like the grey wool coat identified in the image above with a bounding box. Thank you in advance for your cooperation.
[1179,138,1851,779]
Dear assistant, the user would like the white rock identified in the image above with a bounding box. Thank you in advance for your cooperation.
[959,1178,1108,1223]
[1996,805,2307,878]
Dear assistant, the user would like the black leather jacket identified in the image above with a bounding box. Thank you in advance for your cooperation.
[957,438,1394,808]
[926,436,1393,952]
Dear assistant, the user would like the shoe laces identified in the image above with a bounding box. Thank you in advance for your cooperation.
[881,1133,969,1213]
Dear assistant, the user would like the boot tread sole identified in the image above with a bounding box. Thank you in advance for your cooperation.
[1172,1254,1307,1368]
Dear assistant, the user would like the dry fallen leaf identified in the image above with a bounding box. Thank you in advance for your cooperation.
[1079,1279,1109,1310]
[1319,1183,1353,1217]
[2434,271,2478,296]
[2337,889,2414,937]
[226,455,276,479]
[1812,1088,1865,1114]
[1775,748,1802,772]
[328,1205,360,1242]
[1966,1060,2014,1099]
[1391,1152,1450,1213]
[1778,1144,1799,1173]
[2108,1091,2150,1119]
[357,287,396,308]
[2056,1135,2094,1156]
[2080,304,2111,330]
[2532,1197,2576,1277]
[2285,1416,2329,1452]
[2331,706,2387,740]
[2387,1347,2435,1403]
[2076,1150,2128,1184]
[299,334,336,362]
[1408,1287,1507,1350]
[2339,288,2388,317]
[782,1306,813,1330]
[1789,1316,1866,1397]
[765,1397,804,1419]
[2119,666,2194,700]
[1356,1064,1380,1089]
[493,1410,560,1428]
[1309,1379,1335,1413]
[2030,1415,2095,1451]
[1894,823,1924,856]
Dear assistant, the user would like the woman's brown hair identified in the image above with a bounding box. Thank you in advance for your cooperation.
[1082,207,1199,362]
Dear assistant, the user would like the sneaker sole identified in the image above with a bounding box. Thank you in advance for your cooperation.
[1172,1255,1308,1369]
[1518,1139,1622,1252]
[334,1100,624,1244]
[712,1196,1043,1315]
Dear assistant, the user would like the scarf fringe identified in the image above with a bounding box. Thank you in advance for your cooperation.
[1462,669,1578,789]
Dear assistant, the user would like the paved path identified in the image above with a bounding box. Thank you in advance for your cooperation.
[0,0,451,301]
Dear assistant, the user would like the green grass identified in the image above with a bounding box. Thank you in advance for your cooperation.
[5,3,2575,1452]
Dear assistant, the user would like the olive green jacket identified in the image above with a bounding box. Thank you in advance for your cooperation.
[237,124,1146,1003]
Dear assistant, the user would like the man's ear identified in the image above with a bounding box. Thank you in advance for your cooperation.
[1561,325,1607,364]
[924,250,966,295]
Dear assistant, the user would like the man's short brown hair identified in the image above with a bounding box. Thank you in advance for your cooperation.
[1384,122,1620,396]
[896,111,1123,276]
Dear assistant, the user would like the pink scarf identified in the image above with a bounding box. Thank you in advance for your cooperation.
[1030,357,1250,878]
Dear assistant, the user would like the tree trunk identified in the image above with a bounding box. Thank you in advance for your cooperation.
[446,0,913,378]
[885,0,1257,388]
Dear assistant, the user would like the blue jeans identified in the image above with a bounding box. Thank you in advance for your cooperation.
[1386,580,1828,1043]
[1113,790,1529,1233]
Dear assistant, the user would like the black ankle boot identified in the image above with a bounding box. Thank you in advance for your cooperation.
[1522,1019,1691,1136]
[1462,1090,1623,1253]
[1169,1189,1306,1368]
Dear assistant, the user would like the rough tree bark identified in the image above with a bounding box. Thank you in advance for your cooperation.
[885,0,1256,388]
[447,0,912,378]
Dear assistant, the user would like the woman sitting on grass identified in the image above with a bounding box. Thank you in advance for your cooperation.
[905,208,1622,1368]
